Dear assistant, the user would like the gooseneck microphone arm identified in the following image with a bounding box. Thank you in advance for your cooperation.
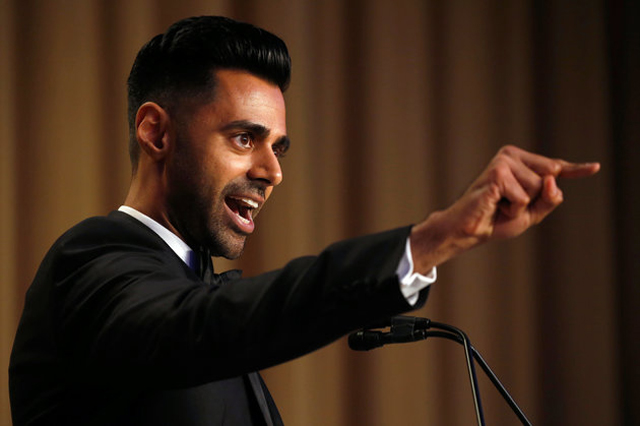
[430,331,533,426]
[431,320,485,426]
[348,316,532,426]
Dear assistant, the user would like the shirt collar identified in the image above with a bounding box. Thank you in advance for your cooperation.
[118,205,197,269]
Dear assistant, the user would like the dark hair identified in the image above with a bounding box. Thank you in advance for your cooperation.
[126,16,291,169]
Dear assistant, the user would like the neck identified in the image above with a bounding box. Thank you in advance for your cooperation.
[124,167,179,241]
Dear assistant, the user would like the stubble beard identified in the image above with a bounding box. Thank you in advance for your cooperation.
[168,132,248,259]
[169,186,248,260]
[204,211,247,259]
[205,179,268,259]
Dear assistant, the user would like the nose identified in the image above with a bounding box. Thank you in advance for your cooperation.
[248,144,283,187]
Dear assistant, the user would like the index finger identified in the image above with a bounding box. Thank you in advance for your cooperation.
[556,160,601,178]
[512,147,600,178]
[504,146,564,176]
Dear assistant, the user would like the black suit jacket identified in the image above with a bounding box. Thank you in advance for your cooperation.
[9,211,428,425]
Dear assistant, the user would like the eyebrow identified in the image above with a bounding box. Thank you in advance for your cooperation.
[221,120,271,138]
[222,120,290,154]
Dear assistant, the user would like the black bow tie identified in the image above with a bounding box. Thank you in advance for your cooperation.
[197,247,242,285]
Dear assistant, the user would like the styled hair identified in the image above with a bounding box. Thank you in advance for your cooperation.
[126,16,291,169]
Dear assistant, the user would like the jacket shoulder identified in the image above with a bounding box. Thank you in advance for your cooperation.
[57,211,161,247]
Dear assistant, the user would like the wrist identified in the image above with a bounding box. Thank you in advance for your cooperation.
[409,209,480,273]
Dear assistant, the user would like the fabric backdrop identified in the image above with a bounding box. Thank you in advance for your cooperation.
[1,1,638,425]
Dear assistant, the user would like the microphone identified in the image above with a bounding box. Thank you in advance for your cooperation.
[347,316,532,426]
[348,316,430,351]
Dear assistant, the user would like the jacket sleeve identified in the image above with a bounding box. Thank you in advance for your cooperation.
[48,217,428,388]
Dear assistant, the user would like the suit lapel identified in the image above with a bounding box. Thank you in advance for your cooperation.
[198,248,277,425]
[247,372,275,426]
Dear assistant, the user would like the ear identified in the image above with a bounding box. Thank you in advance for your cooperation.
[135,102,172,161]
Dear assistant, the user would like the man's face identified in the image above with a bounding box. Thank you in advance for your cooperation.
[166,69,289,258]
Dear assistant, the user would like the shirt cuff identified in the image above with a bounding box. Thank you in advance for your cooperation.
[396,237,437,305]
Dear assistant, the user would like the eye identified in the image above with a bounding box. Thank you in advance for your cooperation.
[272,139,290,159]
[272,143,288,159]
[232,133,254,149]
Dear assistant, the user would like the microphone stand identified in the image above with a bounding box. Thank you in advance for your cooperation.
[348,317,532,426]
[426,329,532,426]
[430,320,485,426]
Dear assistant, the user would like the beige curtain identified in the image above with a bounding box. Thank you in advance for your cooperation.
[2,1,638,425]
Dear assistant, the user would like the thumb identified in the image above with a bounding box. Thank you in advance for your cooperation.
[529,175,564,225]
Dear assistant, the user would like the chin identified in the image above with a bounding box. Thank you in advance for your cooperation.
[218,245,245,260]
[207,233,246,260]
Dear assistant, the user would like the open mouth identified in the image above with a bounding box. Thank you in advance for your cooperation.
[224,196,259,233]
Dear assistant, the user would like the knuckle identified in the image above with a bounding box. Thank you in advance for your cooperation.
[499,144,518,157]
[489,162,510,182]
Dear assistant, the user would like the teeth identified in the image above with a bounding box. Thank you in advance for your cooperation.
[232,197,259,209]
[227,196,259,224]
[242,198,259,209]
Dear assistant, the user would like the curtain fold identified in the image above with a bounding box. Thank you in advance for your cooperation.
[1,1,635,425]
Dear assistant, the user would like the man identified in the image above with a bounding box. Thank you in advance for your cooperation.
[9,16,599,426]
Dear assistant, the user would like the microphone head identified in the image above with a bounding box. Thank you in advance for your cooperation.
[348,330,384,351]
